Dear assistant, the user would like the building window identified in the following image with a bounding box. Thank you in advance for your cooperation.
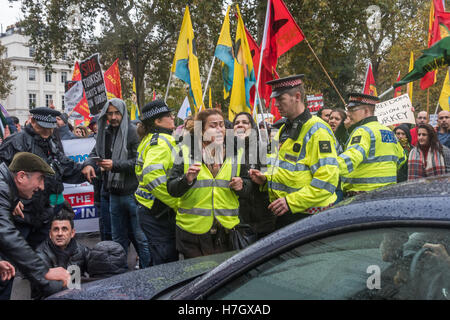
[45,71,52,83]
[29,93,37,109]
[28,68,36,81]
[61,71,67,83]
[61,95,65,111]
[45,94,53,108]
[29,46,35,57]
[62,52,68,61]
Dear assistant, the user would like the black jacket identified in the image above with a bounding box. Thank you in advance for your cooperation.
[0,163,61,295]
[236,137,276,237]
[32,237,90,299]
[0,125,87,227]
[84,124,139,195]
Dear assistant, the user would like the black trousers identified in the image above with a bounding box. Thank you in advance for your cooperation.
[176,222,232,260]
[138,205,178,266]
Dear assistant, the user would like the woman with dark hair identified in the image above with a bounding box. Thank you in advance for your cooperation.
[135,100,179,266]
[233,112,275,240]
[167,109,252,259]
[328,108,349,154]
[408,123,450,180]
[393,124,413,182]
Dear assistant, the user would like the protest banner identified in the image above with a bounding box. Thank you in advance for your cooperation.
[375,94,415,126]
[79,53,108,115]
[307,94,324,115]
[62,138,99,233]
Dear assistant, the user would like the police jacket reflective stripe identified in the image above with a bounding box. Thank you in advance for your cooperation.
[265,114,339,214]
[338,117,407,192]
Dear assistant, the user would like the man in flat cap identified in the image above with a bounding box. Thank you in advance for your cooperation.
[0,107,92,251]
[0,152,71,299]
[83,99,150,268]
[249,75,340,229]
[337,93,406,197]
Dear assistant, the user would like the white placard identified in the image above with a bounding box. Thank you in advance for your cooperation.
[62,138,99,233]
[375,94,415,126]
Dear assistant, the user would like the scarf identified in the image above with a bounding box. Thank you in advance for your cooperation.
[408,146,446,180]
[96,98,129,190]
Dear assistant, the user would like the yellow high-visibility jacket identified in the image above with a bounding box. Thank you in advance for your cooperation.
[264,113,339,214]
[135,132,179,210]
[338,117,407,192]
[175,145,242,234]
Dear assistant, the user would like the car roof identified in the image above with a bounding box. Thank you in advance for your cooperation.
[172,174,450,299]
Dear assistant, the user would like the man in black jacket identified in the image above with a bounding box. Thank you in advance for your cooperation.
[83,98,150,268]
[32,209,90,299]
[0,107,92,250]
[0,152,70,299]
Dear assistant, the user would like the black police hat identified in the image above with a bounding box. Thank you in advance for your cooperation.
[347,92,380,109]
[266,74,305,98]
[30,107,61,128]
[9,152,55,176]
[141,100,172,121]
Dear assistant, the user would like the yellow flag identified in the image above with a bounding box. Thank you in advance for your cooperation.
[228,5,256,121]
[407,52,414,103]
[439,71,450,111]
[130,78,140,120]
[171,6,203,113]
[209,87,212,108]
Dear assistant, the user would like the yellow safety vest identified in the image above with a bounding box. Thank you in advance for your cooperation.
[265,116,339,214]
[338,119,407,192]
[135,132,179,210]
[176,145,241,234]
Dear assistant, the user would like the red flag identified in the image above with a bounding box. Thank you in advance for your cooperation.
[152,90,156,101]
[71,62,91,119]
[420,0,445,89]
[363,63,377,96]
[256,0,304,121]
[394,71,402,97]
[104,59,122,99]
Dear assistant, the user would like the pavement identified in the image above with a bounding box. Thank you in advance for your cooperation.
[10,232,138,300]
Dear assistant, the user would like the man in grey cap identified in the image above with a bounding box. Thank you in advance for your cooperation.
[0,107,92,252]
[0,152,70,299]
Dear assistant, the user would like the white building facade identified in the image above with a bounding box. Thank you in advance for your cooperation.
[0,25,72,125]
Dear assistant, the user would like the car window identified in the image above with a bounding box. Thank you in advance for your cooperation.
[208,228,450,300]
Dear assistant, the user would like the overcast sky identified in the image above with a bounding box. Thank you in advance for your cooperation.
[0,0,22,33]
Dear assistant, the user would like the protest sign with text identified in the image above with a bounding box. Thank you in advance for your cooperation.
[375,94,415,126]
[79,53,107,115]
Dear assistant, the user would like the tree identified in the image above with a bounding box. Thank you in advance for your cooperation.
[18,0,226,113]
[0,42,16,100]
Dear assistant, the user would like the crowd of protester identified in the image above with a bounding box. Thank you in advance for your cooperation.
[0,75,449,300]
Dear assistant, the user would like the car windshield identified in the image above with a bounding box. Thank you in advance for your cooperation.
[208,227,450,300]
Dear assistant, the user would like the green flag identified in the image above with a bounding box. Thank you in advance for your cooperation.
[393,36,450,88]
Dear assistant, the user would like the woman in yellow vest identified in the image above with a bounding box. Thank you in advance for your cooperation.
[167,109,251,259]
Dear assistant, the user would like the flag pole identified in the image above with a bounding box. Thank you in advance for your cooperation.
[202,56,216,108]
[379,87,394,99]
[304,38,346,107]
[427,88,430,115]
[164,71,173,103]
[253,0,271,144]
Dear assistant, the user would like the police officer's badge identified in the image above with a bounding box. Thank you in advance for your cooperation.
[351,136,362,144]
[319,141,332,153]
